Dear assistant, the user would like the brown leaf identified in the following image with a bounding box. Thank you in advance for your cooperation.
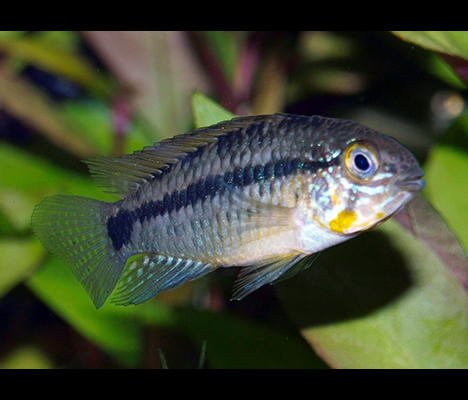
[81,31,210,137]
[394,193,468,290]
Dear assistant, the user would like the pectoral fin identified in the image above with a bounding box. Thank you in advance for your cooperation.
[222,181,296,232]
[232,252,318,300]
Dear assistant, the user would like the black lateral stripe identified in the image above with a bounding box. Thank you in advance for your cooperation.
[107,156,335,250]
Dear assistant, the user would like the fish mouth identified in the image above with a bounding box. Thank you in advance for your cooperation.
[396,167,426,192]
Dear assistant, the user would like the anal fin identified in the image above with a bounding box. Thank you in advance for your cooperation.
[112,253,215,306]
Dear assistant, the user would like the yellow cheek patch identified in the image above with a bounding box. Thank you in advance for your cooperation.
[329,209,357,234]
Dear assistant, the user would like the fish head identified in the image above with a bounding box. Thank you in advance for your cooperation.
[308,124,425,236]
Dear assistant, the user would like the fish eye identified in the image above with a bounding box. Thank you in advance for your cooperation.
[354,153,370,171]
[345,143,379,180]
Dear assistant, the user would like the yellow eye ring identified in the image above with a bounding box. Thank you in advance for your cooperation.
[345,142,379,180]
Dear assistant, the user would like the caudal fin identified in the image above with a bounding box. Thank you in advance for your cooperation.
[31,195,126,308]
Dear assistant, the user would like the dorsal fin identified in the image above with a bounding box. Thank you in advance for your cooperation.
[85,115,272,196]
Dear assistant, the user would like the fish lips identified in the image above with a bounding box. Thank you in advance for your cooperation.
[395,167,426,193]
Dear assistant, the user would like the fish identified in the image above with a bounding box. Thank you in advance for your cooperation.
[31,114,425,308]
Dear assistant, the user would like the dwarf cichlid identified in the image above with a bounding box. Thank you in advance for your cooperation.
[32,114,425,308]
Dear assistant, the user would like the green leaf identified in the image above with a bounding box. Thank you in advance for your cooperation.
[0,68,96,159]
[199,31,242,80]
[0,32,111,97]
[392,32,468,86]
[0,142,109,302]
[0,209,16,235]
[176,307,326,369]
[277,220,468,368]
[424,143,468,251]
[2,345,53,369]
[401,194,468,289]
[0,238,45,299]
[59,99,153,156]
[0,143,114,232]
[191,91,235,128]
[27,256,174,367]
[392,31,468,60]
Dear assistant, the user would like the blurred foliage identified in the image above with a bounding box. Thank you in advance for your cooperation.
[0,31,468,369]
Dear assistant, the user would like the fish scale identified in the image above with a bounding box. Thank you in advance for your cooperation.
[32,113,425,308]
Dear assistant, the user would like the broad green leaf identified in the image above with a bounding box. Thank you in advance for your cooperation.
[0,238,44,298]
[28,256,174,367]
[59,100,114,156]
[191,91,235,128]
[0,189,36,231]
[0,210,15,235]
[392,31,468,60]
[0,143,104,301]
[401,194,468,289]
[59,99,153,156]
[0,142,113,231]
[0,31,28,39]
[199,31,242,80]
[277,220,468,369]
[392,31,468,86]
[176,307,326,369]
[0,143,90,231]
[424,144,468,252]
[425,53,466,89]
[2,345,53,369]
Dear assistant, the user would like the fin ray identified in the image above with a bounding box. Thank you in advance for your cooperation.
[222,181,296,232]
[232,252,306,300]
[271,252,320,284]
[112,254,215,306]
[86,115,280,196]
[31,195,126,308]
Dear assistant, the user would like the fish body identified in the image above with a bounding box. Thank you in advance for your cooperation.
[32,114,425,308]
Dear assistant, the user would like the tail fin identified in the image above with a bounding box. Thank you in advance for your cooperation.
[32,195,126,308]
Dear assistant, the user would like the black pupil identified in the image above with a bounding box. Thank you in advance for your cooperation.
[354,153,370,171]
